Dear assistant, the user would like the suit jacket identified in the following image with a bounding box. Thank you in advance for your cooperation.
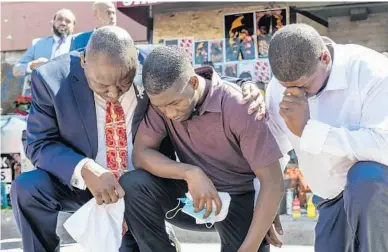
[71,31,93,52]
[26,51,175,186]
[13,35,76,77]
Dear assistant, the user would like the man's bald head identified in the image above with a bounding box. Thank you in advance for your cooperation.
[52,9,76,37]
[54,9,76,23]
[92,1,117,28]
[82,26,138,103]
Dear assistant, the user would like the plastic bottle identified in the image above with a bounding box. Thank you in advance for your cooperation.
[307,195,316,218]
[292,196,301,219]
[286,189,293,215]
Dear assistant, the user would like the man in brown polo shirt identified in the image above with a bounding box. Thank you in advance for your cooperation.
[119,46,284,252]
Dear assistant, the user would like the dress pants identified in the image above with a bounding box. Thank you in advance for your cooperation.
[11,169,139,252]
[119,169,270,252]
[315,161,388,252]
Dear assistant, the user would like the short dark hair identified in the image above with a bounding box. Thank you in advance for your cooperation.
[268,23,325,82]
[86,26,138,82]
[142,46,194,95]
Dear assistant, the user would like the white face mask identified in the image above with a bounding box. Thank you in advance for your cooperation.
[165,192,231,228]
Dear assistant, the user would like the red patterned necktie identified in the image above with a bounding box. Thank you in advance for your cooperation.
[105,101,128,178]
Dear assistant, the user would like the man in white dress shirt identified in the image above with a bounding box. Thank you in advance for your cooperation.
[266,24,388,252]
[13,9,77,77]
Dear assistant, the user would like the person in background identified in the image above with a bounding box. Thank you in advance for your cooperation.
[13,9,76,77]
[266,23,388,252]
[71,1,117,50]
[92,0,117,28]
[124,46,285,252]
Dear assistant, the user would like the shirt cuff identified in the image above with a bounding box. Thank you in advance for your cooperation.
[71,158,93,190]
[26,62,33,74]
[300,119,331,155]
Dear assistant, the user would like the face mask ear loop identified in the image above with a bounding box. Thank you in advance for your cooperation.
[165,199,183,220]
[205,222,214,229]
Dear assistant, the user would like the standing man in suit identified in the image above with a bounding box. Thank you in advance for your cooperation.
[71,1,117,51]
[13,9,76,77]
[11,26,264,252]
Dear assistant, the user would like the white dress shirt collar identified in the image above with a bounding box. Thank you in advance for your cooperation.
[53,34,70,43]
[324,43,348,92]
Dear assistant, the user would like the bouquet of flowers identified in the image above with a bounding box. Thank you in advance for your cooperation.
[13,95,31,116]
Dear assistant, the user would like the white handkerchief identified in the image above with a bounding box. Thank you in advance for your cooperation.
[64,198,125,252]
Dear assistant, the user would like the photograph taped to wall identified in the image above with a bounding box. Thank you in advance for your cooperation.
[214,64,223,76]
[194,41,209,65]
[256,9,287,58]
[238,61,255,81]
[224,12,256,62]
[209,40,224,63]
[224,63,238,77]
[254,59,271,83]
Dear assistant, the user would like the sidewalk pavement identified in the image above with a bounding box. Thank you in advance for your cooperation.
[1,241,314,252]
[1,210,316,250]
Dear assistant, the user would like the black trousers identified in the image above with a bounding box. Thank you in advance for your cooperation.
[119,169,270,252]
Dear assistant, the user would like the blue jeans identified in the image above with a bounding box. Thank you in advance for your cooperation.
[314,161,388,252]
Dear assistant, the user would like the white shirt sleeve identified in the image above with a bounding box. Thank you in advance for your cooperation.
[300,60,388,166]
[71,158,93,190]
[26,62,33,74]
[266,79,293,171]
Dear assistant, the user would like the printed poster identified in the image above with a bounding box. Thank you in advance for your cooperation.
[256,9,286,58]
[254,59,271,83]
[164,38,194,59]
[164,39,178,46]
[194,41,209,65]
[209,40,224,63]
[224,63,238,78]
[238,61,255,80]
[224,13,256,62]
[213,64,223,76]
[179,38,194,59]
[1,153,21,183]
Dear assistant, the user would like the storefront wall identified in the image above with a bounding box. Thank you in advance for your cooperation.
[153,3,289,82]
[296,13,328,37]
[328,12,388,52]
[153,4,289,42]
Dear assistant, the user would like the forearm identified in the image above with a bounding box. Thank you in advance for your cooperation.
[301,120,388,166]
[133,148,197,180]
[27,139,85,185]
[241,167,284,250]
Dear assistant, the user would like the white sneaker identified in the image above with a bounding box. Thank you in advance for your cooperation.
[166,222,181,252]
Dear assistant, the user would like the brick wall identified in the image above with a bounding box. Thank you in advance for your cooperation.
[296,13,328,36]
[328,12,388,52]
[153,4,289,42]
